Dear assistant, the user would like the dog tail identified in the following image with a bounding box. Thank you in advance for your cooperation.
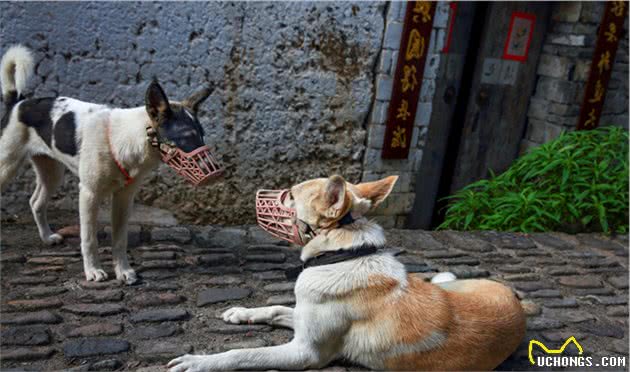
[431,272,457,284]
[1,44,34,106]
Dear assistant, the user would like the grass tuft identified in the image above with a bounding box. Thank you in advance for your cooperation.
[438,127,629,234]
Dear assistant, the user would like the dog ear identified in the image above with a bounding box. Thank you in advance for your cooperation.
[354,175,398,208]
[145,79,172,123]
[183,84,214,112]
[321,175,347,219]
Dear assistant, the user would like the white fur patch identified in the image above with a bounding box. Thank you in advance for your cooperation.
[0,44,34,99]
[431,272,457,284]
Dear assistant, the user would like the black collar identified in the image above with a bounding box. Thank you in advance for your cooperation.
[337,211,355,226]
[285,244,380,280]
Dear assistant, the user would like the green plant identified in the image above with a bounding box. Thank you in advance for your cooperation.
[439,127,629,234]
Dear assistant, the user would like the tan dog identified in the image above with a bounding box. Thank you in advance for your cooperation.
[168,175,526,371]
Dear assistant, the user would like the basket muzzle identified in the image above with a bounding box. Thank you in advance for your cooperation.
[255,189,308,246]
[159,144,223,186]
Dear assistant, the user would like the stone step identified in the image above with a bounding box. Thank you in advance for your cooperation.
[65,323,124,338]
[0,326,51,346]
[197,288,251,307]
[63,338,130,358]
[129,308,189,323]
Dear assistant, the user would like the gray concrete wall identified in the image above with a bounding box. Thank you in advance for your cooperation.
[0,1,386,224]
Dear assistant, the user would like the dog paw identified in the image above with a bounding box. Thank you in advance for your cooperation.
[85,268,108,282]
[168,354,212,372]
[116,268,138,285]
[221,307,251,324]
[42,233,64,245]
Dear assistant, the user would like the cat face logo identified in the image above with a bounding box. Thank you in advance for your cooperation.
[528,336,584,365]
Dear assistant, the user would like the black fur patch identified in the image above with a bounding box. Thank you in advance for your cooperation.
[158,105,206,152]
[17,97,56,147]
[54,112,78,156]
[1,91,23,134]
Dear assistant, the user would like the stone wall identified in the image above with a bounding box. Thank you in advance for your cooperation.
[0,2,386,225]
[361,1,450,228]
[521,2,629,151]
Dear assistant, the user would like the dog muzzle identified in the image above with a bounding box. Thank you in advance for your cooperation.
[147,126,223,186]
[255,189,314,246]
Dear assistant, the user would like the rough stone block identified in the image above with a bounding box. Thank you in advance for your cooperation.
[387,1,403,22]
[197,288,251,306]
[580,2,605,23]
[136,341,193,362]
[383,21,403,49]
[129,309,189,323]
[415,102,432,127]
[63,339,130,358]
[135,325,181,340]
[525,120,546,143]
[378,49,392,74]
[0,346,55,361]
[0,311,62,325]
[549,103,579,116]
[373,192,415,215]
[150,227,191,243]
[552,2,582,23]
[364,149,415,172]
[375,74,394,100]
[66,323,123,338]
[419,78,436,102]
[549,34,586,47]
[367,125,386,149]
[391,50,399,70]
[434,29,446,53]
[205,227,246,249]
[1,326,51,346]
[370,100,389,125]
[544,123,564,143]
[527,99,549,120]
[61,303,125,316]
[537,54,572,79]
[103,225,142,247]
[433,2,450,28]
[535,77,577,104]
[392,172,411,193]
[423,54,440,80]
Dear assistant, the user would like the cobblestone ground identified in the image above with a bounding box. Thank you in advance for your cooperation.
[0,220,628,371]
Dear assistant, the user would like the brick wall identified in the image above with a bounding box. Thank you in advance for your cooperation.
[361,1,450,228]
[521,2,629,151]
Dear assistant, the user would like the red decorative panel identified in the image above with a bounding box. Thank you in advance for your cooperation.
[577,1,627,130]
[382,1,436,159]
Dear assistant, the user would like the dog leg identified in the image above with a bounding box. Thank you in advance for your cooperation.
[221,306,294,329]
[79,185,107,281]
[111,187,138,284]
[30,155,65,245]
[168,340,324,372]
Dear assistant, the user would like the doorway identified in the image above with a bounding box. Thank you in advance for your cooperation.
[408,1,551,229]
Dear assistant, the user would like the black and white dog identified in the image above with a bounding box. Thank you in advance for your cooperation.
[0,45,220,284]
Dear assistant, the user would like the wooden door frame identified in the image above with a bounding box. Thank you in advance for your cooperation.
[407,2,552,230]
[407,2,484,229]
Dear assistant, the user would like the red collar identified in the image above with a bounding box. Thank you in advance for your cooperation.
[106,124,134,186]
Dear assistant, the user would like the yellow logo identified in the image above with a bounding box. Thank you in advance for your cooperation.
[528,336,584,365]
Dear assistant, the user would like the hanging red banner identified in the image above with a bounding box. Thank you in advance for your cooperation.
[576,1,627,130]
[382,1,436,159]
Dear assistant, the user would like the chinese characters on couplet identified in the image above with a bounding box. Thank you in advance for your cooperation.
[382,1,435,159]
[577,1,626,130]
